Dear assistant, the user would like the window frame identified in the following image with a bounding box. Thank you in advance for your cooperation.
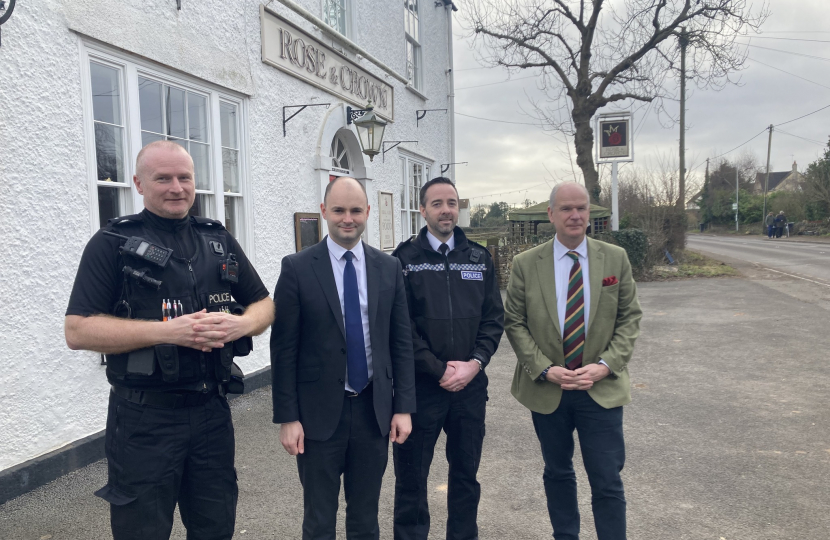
[404,0,422,91]
[79,42,254,256]
[322,0,353,39]
[399,153,432,240]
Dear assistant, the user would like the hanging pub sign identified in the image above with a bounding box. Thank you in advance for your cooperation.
[260,5,394,121]
[595,114,633,162]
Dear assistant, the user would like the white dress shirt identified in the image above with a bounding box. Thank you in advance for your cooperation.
[552,235,610,372]
[553,235,590,338]
[327,236,373,391]
[426,230,456,252]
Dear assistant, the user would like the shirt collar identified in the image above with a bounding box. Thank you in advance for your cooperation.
[327,236,364,261]
[426,230,455,252]
[553,235,588,261]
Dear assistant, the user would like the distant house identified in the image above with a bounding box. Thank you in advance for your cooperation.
[754,162,804,194]
[458,198,471,227]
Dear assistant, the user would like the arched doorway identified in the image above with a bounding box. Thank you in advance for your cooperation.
[314,104,372,243]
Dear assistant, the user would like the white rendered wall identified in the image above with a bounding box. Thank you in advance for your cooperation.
[0,0,452,471]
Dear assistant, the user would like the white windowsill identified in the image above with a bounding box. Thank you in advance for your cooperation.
[406,84,428,101]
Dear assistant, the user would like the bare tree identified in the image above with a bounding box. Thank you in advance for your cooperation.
[465,0,768,203]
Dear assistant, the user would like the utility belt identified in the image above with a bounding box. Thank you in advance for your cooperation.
[112,385,223,409]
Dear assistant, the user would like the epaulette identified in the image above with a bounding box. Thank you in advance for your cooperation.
[391,237,416,257]
[107,213,144,227]
[191,215,227,230]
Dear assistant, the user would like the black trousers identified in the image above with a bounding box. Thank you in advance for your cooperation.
[393,372,487,540]
[96,391,238,540]
[531,390,626,540]
[296,384,389,540]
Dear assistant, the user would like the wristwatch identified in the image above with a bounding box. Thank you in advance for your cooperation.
[539,365,554,381]
[470,358,483,370]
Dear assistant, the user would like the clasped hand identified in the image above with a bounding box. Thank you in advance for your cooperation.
[438,360,480,392]
[165,309,250,352]
[545,363,611,390]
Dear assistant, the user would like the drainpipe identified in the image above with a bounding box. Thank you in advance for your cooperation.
[446,3,456,181]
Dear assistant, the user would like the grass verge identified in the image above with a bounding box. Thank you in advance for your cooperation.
[644,250,737,281]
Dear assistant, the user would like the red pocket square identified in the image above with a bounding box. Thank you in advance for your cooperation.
[602,276,619,287]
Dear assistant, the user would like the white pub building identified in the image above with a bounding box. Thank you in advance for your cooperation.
[0,0,458,501]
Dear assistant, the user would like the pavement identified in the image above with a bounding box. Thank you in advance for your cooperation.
[3,273,830,539]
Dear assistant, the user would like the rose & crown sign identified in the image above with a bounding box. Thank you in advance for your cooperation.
[260,6,394,121]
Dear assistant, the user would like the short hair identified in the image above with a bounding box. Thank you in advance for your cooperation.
[135,140,192,179]
[419,177,458,207]
[549,182,590,208]
[324,176,368,205]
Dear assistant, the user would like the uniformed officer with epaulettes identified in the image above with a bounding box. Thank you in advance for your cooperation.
[65,140,274,540]
[392,177,504,540]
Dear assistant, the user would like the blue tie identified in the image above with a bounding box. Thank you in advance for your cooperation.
[343,251,369,392]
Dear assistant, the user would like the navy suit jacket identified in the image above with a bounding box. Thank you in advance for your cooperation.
[270,238,416,440]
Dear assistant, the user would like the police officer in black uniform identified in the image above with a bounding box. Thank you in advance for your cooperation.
[65,140,274,540]
[392,177,504,540]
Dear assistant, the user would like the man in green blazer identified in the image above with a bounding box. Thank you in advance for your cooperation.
[504,182,642,540]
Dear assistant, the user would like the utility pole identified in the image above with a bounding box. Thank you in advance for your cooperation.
[735,164,739,231]
[677,27,688,211]
[762,124,774,232]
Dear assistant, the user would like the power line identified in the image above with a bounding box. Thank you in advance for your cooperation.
[455,75,538,91]
[775,103,830,127]
[742,43,830,63]
[748,57,830,91]
[760,30,830,34]
[467,182,548,200]
[454,111,548,127]
[708,127,770,161]
[775,129,825,146]
[740,36,830,44]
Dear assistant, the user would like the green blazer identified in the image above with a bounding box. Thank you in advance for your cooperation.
[504,237,642,414]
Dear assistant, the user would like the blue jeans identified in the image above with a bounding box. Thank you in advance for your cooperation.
[768,225,774,238]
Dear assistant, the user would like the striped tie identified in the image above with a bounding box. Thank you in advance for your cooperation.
[563,251,585,370]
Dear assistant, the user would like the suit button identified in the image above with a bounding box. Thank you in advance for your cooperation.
[338,378,344,384]
[341,348,346,354]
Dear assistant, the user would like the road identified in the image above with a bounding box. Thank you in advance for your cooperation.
[3,279,830,539]
[687,234,830,286]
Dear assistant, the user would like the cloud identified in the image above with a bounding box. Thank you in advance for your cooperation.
[453,0,830,205]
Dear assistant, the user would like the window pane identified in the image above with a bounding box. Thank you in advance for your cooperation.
[189,194,213,218]
[141,131,164,147]
[410,212,419,237]
[188,92,208,142]
[413,45,420,89]
[400,158,406,210]
[224,195,243,241]
[166,86,187,140]
[222,148,240,193]
[406,41,414,82]
[94,123,125,183]
[138,77,164,134]
[190,141,211,190]
[324,0,346,34]
[220,102,238,149]
[97,186,125,228]
[90,62,122,125]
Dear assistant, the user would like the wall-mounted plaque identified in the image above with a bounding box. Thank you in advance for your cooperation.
[294,212,322,252]
[261,6,395,122]
[378,191,395,251]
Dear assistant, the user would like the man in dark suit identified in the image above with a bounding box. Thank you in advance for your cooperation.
[271,176,416,540]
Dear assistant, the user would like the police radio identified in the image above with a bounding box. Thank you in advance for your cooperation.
[104,231,173,268]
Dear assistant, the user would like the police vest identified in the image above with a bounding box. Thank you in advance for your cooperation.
[104,214,250,390]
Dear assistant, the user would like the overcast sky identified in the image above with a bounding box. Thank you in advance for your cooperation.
[450,0,830,207]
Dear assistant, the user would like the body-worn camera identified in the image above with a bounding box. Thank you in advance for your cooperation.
[221,254,239,283]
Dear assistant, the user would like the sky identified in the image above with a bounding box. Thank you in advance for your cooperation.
[450,0,830,207]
